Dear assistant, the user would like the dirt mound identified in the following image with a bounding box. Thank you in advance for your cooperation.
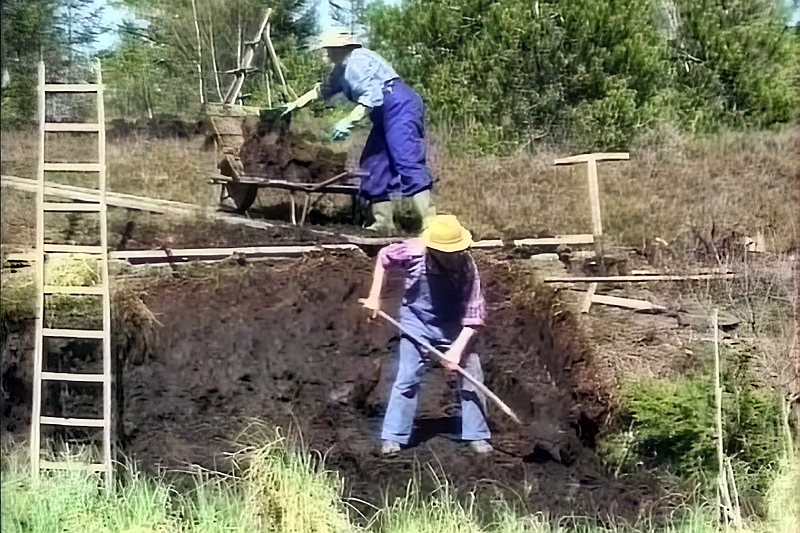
[237,116,347,183]
[1,252,664,520]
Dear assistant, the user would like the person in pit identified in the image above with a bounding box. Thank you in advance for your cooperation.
[360,214,492,456]
[283,27,435,234]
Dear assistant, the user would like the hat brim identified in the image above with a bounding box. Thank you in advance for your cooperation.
[421,227,473,253]
[312,41,363,50]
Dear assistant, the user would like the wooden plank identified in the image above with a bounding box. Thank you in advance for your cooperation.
[471,239,505,248]
[43,83,99,93]
[2,175,197,214]
[41,371,105,383]
[554,152,630,165]
[544,274,736,283]
[108,244,361,261]
[40,460,107,472]
[513,234,594,246]
[2,174,403,245]
[4,174,576,249]
[591,294,667,312]
[40,416,104,428]
[44,123,100,132]
[43,163,102,172]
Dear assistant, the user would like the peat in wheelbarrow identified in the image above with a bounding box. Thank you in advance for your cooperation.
[215,108,349,214]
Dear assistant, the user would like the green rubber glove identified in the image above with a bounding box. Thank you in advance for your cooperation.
[328,104,369,141]
[281,83,321,116]
[329,117,354,141]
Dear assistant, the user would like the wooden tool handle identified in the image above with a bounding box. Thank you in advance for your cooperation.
[363,302,522,425]
[310,171,350,191]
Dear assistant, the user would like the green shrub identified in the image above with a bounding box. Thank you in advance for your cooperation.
[365,0,800,153]
[601,374,785,494]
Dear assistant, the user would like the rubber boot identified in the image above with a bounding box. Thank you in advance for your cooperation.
[410,189,435,230]
[366,200,397,234]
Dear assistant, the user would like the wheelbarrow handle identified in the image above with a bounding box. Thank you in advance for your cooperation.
[365,304,522,425]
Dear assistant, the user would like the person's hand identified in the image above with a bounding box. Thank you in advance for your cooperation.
[440,346,463,372]
[359,296,381,320]
[280,100,298,117]
[328,117,353,141]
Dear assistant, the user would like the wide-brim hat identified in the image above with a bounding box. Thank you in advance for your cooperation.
[421,215,473,253]
[313,27,363,50]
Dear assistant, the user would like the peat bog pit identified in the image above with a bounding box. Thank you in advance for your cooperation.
[1,251,660,519]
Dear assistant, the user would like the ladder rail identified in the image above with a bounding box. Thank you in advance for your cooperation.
[31,61,46,482]
[32,60,114,490]
[97,64,113,489]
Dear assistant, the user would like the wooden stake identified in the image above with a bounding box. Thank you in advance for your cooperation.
[714,308,734,525]
[586,159,602,239]
[581,282,597,313]
[554,152,629,256]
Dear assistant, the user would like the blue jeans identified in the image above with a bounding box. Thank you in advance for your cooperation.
[380,334,491,445]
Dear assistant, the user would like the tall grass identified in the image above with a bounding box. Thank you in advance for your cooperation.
[2,431,797,533]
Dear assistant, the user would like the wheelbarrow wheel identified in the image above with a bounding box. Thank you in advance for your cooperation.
[220,183,258,214]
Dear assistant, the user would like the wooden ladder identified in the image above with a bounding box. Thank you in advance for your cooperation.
[30,60,113,489]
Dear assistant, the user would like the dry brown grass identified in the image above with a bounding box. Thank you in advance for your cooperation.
[431,126,800,252]
[1,127,217,205]
[3,124,797,254]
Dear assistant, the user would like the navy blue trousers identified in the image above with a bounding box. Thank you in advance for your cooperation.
[359,80,433,202]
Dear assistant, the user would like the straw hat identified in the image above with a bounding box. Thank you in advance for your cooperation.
[421,215,473,253]
[314,27,363,49]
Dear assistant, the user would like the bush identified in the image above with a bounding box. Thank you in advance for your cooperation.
[600,373,785,496]
[365,0,800,153]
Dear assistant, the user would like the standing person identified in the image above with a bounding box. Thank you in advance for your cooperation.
[360,215,493,455]
[283,27,435,234]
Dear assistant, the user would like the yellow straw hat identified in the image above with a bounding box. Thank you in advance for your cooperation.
[421,215,473,253]
[314,27,363,50]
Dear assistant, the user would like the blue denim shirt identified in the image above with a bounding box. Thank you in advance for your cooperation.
[321,48,399,108]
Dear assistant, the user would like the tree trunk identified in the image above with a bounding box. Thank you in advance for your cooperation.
[210,17,223,102]
[190,0,205,104]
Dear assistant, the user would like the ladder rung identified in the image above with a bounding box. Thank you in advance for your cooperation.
[40,416,105,428]
[43,83,100,93]
[42,328,105,339]
[43,202,102,212]
[41,371,106,383]
[44,123,100,132]
[43,163,102,172]
[44,285,104,295]
[44,244,103,254]
[40,460,107,472]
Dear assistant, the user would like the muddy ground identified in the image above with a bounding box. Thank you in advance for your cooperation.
[1,247,668,522]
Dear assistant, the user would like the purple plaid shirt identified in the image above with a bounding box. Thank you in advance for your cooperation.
[378,239,486,327]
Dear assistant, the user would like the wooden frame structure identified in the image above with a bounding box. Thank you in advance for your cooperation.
[553,152,630,249]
